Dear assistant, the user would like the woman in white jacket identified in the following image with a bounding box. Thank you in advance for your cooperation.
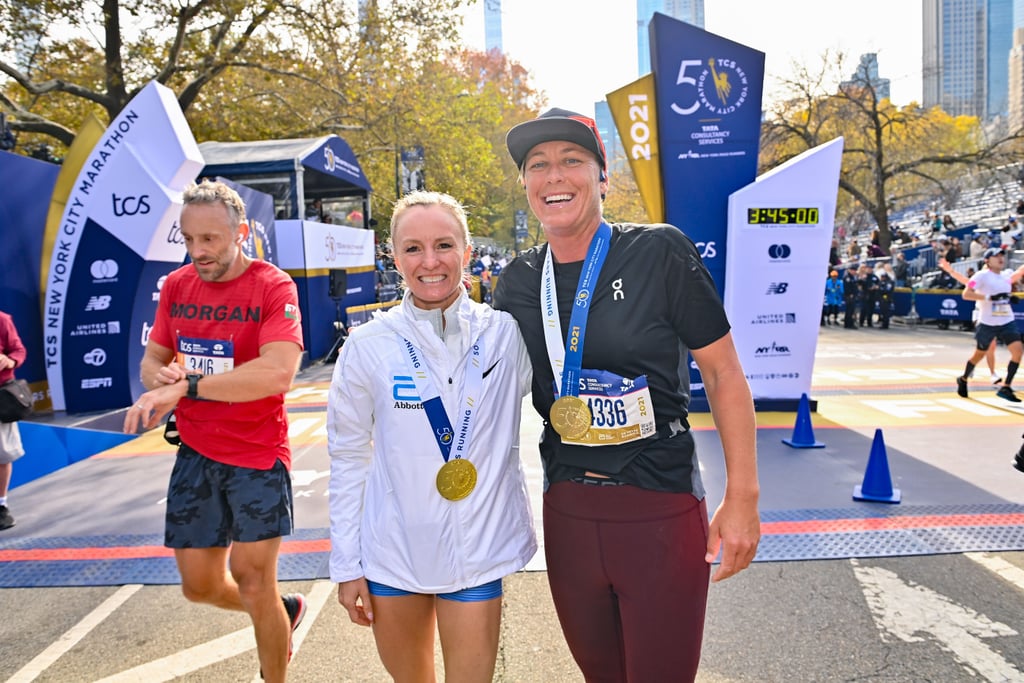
[327,191,536,682]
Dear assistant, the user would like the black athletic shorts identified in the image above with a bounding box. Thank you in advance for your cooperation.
[164,443,293,548]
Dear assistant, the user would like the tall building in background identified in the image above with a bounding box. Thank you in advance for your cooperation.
[923,0,1013,120]
[593,102,625,175]
[1009,1,1024,131]
[484,0,503,53]
[637,0,705,75]
[841,53,892,101]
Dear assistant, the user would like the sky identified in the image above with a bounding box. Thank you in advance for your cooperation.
[458,0,923,114]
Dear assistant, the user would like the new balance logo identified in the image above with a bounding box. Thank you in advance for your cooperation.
[85,295,112,311]
[765,283,788,295]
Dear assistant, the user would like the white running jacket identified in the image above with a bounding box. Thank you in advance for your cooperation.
[327,290,537,592]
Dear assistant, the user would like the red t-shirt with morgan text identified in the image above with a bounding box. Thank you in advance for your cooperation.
[150,260,303,470]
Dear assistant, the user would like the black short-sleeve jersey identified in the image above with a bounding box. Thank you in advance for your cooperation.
[493,222,730,493]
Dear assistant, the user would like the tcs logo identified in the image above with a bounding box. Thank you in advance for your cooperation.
[112,193,151,217]
[695,241,717,259]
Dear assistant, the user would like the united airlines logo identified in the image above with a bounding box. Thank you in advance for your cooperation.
[750,313,797,325]
[765,283,789,295]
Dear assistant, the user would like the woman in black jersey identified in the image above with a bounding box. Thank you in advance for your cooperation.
[493,108,761,682]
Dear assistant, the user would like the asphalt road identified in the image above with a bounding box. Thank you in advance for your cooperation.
[2,321,1024,682]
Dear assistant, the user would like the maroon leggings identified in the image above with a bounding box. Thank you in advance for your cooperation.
[543,481,710,682]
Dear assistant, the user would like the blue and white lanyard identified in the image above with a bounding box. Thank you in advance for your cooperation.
[540,222,612,398]
[400,335,484,462]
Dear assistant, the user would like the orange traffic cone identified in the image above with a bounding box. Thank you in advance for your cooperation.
[782,393,824,448]
[853,429,901,503]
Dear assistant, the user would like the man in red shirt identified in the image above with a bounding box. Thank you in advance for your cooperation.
[124,180,305,682]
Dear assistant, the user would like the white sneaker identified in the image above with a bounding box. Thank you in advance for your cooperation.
[992,374,1003,385]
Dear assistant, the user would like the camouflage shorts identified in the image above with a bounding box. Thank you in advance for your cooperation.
[164,443,293,548]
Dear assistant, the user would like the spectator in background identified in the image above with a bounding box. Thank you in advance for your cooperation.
[829,238,841,267]
[823,270,843,325]
[946,236,963,262]
[842,266,860,328]
[1001,221,1021,250]
[858,263,879,327]
[846,239,860,261]
[877,271,895,329]
[0,310,27,530]
[943,214,956,231]
[970,234,988,262]
[892,252,909,287]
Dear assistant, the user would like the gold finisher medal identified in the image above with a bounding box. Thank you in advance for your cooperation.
[550,395,592,440]
[436,458,477,501]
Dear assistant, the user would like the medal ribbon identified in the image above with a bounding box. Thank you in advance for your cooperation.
[541,222,612,398]
[400,335,484,462]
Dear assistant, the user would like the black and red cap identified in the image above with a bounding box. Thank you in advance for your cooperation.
[506,107,607,172]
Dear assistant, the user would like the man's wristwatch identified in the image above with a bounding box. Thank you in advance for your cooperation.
[186,373,202,400]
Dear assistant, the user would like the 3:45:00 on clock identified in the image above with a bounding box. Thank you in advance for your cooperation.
[746,207,819,224]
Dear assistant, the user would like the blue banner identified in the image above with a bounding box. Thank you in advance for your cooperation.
[218,177,278,265]
[649,12,764,292]
[0,151,59,395]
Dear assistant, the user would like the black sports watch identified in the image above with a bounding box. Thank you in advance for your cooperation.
[186,373,202,400]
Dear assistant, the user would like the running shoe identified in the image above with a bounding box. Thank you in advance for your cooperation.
[260,593,307,679]
[0,505,13,530]
[282,593,307,659]
[992,375,1003,385]
[956,376,968,398]
[997,385,1021,403]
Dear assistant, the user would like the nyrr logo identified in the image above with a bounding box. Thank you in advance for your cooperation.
[392,375,421,402]
[325,234,337,262]
[112,193,151,217]
[765,282,788,295]
[754,341,791,357]
[85,295,112,311]
[768,244,791,260]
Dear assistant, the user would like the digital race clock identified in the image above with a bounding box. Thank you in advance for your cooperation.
[746,207,820,225]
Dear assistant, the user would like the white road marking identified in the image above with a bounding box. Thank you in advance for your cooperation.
[965,552,1024,593]
[936,398,1007,416]
[862,399,953,418]
[83,581,336,683]
[852,560,1021,682]
[7,584,142,683]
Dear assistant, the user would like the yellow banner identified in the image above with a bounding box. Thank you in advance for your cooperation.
[40,114,106,299]
[607,75,663,223]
